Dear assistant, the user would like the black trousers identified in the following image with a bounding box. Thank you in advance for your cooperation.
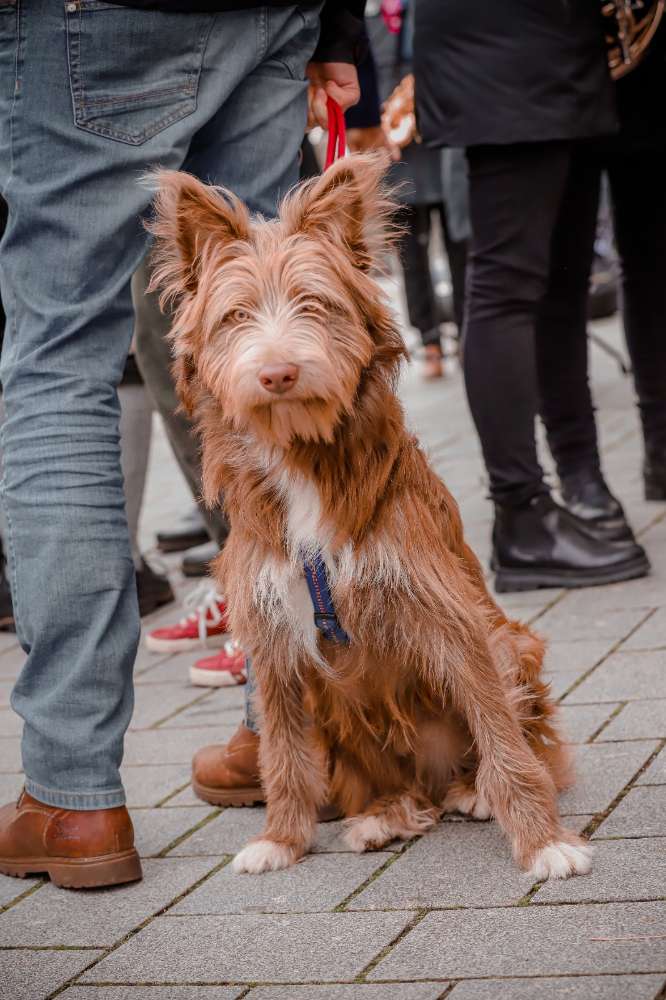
[398,203,468,347]
[539,147,666,470]
[463,142,600,505]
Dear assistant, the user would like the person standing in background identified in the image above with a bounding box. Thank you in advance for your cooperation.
[537,15,666,519]
[413,0,650,593]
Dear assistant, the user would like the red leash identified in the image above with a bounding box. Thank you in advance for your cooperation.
[324,95,346,170]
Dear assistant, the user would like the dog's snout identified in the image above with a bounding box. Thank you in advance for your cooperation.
[258,363,300,395]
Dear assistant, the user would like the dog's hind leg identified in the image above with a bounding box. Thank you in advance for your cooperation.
[233,649,327,874]
[344,792,439,852]
[442,775,492,820]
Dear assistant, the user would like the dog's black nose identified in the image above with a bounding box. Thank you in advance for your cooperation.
[258,364,300,395]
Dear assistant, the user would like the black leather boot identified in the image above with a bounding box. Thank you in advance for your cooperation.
[644,451,666,502]
[493,494,650,593]
[136,558,175,617]
[560,470,635,543]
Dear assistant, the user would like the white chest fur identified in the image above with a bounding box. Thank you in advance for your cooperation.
[253,470,334,665]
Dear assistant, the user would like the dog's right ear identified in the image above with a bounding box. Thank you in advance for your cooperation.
[146,170,250,301]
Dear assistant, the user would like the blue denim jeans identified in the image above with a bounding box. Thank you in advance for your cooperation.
[0,0,318,809]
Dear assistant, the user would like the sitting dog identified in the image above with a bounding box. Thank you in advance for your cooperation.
[150,154,592,880]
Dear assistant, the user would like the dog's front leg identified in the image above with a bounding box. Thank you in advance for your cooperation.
[441,634,592,880]
[232,650,327,874]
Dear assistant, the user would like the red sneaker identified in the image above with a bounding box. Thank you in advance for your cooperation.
[189,640,248,687]
[145,583,228,653]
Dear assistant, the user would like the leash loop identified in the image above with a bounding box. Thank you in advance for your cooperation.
[324,95,346,170]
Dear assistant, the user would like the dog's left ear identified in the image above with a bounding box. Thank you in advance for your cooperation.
[282,152,395,270]
[147,170,250,301]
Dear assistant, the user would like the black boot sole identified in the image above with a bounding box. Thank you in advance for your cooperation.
[494,553,650,593]
[644,477,666,502]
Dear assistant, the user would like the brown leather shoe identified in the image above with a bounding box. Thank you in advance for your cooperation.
[422,344,444,380]
[0,790,142,890]
[192,724,344,821]
[192,723,264,807]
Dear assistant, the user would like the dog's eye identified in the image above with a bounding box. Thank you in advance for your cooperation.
[229,309,250,324]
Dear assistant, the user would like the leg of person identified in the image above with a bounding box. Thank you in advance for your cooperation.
[535,154,637,543]
[398,203,440,341]
[132,256,229,549]
[608,148,666,500]
[0,0,295,887]
[464,141,647,592]
[438,201,468,333]
[118,358,175,616]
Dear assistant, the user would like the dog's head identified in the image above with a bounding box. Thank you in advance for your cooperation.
[149,154,405,449]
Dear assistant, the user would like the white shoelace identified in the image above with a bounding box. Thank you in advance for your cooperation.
[181,581,227,645]
[223,638,242,658]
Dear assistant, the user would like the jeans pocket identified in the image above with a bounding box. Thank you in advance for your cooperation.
[65,1,214,145]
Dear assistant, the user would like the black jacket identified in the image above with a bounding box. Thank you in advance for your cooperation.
[413,0,618,148]
[110,1,365,64]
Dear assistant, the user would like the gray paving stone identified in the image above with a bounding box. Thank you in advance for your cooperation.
[173,851,393,914]
[0,681,13,708]
[544,639,617,675]
[0,858,218,947]
[121,764,192,807]
[81,912,413,983]
[0,871,40,908]
[0,771,22,801]
[66,990,243,1000]
[544,670,587,701]
[0,646,25,682]
[558,703,620,743]
[130,806,217,857]
[161,782,207,807]
[248,987,446,1000]
[622,607,666,650]
[637,748,666,786]
[349,822,534,910]
[370,902,666,980]
[601,700,666,740]
[533,605,652,643]
[559,741,658,813]
[447,975,664,1000]
[595,786,666,838]
[533,837,666,904]
[123,727,237,766]
[563,650,666,703]
[0,948,103,1000]
[0,631,21,656]
[130,685,210,731]
[0,737,22,772]
[0,708,22,737]
[158,685,246,729]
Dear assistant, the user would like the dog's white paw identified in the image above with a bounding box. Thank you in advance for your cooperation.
[442,785,492,821]
[232,839,294,874]
[529,840,593,881]
[344,815,392,853]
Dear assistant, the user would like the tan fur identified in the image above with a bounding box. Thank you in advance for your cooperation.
[150,155,588,877]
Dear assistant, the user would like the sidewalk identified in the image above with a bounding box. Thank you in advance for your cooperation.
[0,311,665,1000]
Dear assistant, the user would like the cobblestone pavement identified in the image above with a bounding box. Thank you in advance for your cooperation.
[0,311,665,1000]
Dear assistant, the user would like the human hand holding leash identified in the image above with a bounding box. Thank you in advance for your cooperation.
[306,61,360,130]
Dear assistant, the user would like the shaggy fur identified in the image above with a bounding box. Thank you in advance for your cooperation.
[150,154,591,880]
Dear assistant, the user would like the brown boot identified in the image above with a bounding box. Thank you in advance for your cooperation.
[0,790,142,889]
[422,343,444,380]
[192,723,264,807]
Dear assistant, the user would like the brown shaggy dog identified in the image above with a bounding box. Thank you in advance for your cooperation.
[150,154,592,880]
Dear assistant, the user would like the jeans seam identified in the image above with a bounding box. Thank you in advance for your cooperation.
[25,778,126,804]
